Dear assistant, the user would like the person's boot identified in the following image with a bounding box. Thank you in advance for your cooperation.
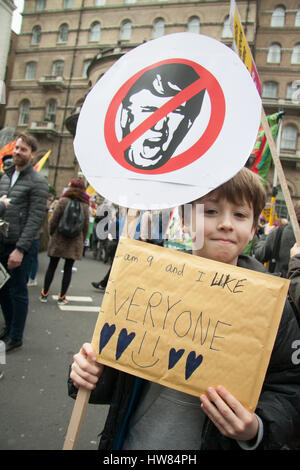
[91,282,105,291]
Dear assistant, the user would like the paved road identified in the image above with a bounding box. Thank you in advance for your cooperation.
[0,250,110,450]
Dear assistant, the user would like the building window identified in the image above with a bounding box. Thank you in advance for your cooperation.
[64,0,73,8]
[291,43,300,64]
[58,24,69,43]
[267,43,281,63]
[120,20,132,40]
[52,60,64,77]
[95,0,106,5]
[295,9,300,26]
[45,99,57,123]
[31,26,41,45]
[262,81,278,98]
[19,100,30,126]
[286,81,300,101]
[82,59,92,78]
[270,6,285,27]
[281,125,298,150]
[286,82,294,99]
[36,0,46,11]
[125,0,136,3]
[152,18,165,39]
[90,22,101,42]
[222,15,233,38]
[187,16,200,34]
[25,62,37,80]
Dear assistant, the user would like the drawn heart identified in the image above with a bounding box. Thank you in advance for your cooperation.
[116,328,136,360]
[185,351,203,380]
[168,348,185,370]
[99,323,116,354]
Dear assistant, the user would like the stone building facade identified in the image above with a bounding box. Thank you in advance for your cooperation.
[3,0,300,212]
[255,0,300,216]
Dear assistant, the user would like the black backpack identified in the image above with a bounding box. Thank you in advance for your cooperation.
[58,199,85,239]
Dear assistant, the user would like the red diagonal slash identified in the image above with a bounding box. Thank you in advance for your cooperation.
[119,78,205,152]
[104,58,226,175]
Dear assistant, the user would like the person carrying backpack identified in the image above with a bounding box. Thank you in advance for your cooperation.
[254,202,300,278]
[39,178,89,304]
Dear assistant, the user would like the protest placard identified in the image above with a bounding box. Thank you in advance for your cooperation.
[0,262,10,289]
[74,32,261,210]
[91,238,289,413]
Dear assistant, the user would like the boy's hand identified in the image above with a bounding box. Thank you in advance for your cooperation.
[70,343,104,391]
[200,386,258,441]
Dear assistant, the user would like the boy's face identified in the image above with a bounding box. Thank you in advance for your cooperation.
[193,196,256,266]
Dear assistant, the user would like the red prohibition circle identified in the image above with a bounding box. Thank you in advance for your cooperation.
[104,58,226,175]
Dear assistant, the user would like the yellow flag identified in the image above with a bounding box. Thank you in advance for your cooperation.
[34,150,51,171]
[86,185,96,196]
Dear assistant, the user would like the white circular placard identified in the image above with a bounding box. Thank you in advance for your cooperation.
[74,33,261,209]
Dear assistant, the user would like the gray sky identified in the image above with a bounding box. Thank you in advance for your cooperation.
[12,0,24,34]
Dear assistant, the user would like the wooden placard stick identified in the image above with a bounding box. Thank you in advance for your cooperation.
[63,209,141,450]
[261,109,300,244]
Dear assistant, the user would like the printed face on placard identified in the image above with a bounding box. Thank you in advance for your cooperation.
[119,63,206,170]
[104,57,226,176]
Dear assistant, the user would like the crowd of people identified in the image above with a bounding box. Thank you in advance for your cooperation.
[0,133,300,450]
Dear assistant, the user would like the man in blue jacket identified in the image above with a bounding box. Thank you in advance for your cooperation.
[0,134,49,352]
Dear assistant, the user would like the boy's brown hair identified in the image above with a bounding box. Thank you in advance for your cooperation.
[196,167,266,225]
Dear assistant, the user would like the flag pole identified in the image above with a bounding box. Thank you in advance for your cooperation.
[63,208,141,450]
[261,109,300,243]
[269,111,284,226]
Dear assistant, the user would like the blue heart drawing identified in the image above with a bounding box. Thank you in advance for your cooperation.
[116,328,136,360]
[99,323,116,354]
[168,348,185,370]
[185,351,203,380]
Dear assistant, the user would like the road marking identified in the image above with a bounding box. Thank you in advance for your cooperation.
[52,295,93,302]
[58,305,100,312]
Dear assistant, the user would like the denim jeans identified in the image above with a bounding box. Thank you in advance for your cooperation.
[0,244,31,341]
[27,238,40,280]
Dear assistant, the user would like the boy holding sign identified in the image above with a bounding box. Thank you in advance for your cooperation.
[69,168,300,450]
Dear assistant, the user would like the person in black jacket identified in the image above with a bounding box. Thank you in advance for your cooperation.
[0,194,10,379]
[69,168,300,450]
[288,242,300,318]
[0,134,49,352]
[253,202,300,278]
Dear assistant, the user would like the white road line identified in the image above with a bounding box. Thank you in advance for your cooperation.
[58,305,100,312]
[52,295,93,302]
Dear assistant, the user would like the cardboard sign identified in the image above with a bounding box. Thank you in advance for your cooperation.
[74,33,261,210]
[91,238,289,413]
[0,262,10,289]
